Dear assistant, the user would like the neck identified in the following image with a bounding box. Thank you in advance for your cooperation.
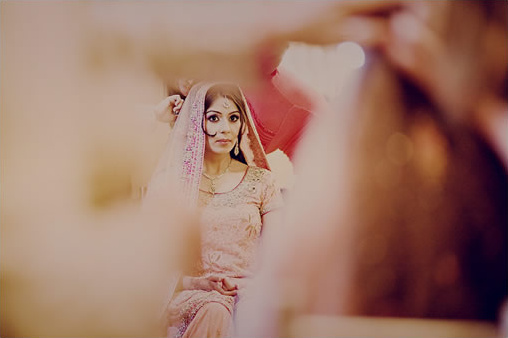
[203,153,232,176]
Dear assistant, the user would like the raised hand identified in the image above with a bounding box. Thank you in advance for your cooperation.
[153,94,184,128]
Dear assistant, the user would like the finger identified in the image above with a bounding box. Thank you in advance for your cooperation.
[210,280,237,296]
[222,278,238,291]
[216,287,237,297]
[406,1,452,36]
[338,16,390,47]
[212,282,228,295]
[168,95,180,105]
[385,12,422,71]
[174,101,183,112]
[168,94,182,101]
[221,278,233,290]
[168,97,178,106]
[223,289,238,296]
[208,275,222,282]
[385,11,444,87]
[167,95,182,107]
[212,282,221,292]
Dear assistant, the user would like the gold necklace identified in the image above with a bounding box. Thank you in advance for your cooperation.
[202,158,232,195]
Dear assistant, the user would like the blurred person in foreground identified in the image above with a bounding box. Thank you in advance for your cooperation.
[236,1,508,337]
[144,82,283,337]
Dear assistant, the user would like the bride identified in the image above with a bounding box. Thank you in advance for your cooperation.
[146,82,283,337]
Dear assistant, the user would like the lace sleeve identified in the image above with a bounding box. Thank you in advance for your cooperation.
[260,170,284,216]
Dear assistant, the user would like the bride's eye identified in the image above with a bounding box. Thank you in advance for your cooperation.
[229,114,240,122]
[206,114,219,122]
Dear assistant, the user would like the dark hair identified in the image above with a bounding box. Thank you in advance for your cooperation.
[202,84,248,164]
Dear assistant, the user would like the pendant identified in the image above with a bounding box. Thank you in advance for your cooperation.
[210,180,216,195]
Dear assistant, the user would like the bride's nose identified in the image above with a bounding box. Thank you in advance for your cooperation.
[218,119,232,134]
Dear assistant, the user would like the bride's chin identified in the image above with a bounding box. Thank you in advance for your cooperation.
[208,147,233,155]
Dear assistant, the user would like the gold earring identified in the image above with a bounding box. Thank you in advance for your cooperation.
[234,141,240,156]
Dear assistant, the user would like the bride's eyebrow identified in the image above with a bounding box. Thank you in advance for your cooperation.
[205,110,240,115]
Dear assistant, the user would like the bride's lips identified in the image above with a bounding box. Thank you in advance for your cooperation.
[216,139,231,144]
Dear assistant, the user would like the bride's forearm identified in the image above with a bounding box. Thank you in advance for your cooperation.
[181,276,200,290]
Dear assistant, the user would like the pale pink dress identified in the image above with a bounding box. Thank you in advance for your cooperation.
[167,166,283,337]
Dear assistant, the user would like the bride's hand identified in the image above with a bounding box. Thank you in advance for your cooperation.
[153,94,184,128]
[183,276,238,296]
[221,277,239,292]
[223,277,250,290]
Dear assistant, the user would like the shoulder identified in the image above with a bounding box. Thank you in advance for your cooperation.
[247,166,276,184]
[248,166,270,175]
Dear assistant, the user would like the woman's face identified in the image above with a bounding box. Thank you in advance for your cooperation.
[204,96,241,155]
